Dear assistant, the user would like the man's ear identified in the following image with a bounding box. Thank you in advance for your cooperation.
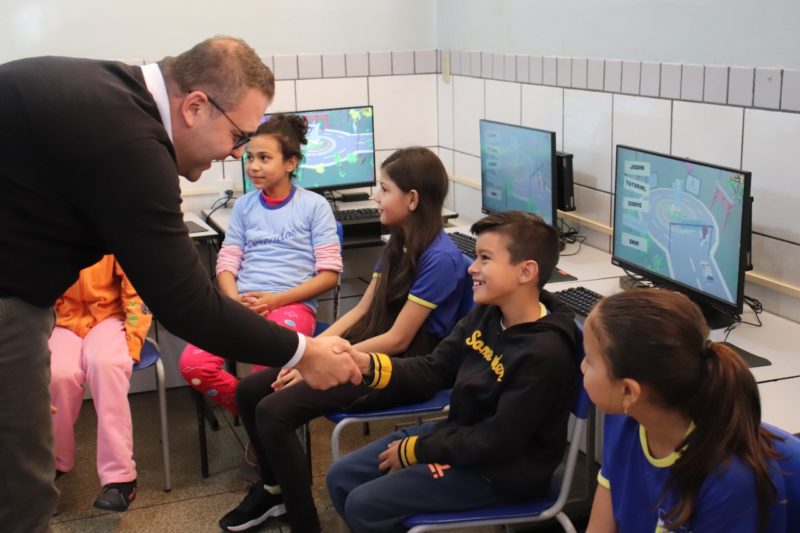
[179,91,208,128]
[407,189,419,212]
[518,259,540,285]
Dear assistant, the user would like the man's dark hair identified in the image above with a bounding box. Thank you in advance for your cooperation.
[160,36,274,108]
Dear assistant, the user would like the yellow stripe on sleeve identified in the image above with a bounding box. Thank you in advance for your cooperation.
[370,353,392,389]
[401,436,418,466]
[408,294,437,310]
[597,471,610,489]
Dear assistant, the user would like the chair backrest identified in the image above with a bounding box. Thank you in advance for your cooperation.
[572,321,590,420]
[336,221,344,248]
[548,321,590,510]
[456,253,476,317]
[763,423,800,531]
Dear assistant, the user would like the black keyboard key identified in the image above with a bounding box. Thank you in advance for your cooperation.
[334,207,380,223]
[448,232,476,259]
[554,286,603,317]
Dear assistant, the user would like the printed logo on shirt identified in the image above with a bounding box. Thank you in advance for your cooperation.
[427,463,451,479]
[465,329,505,382]
[246,228,298,249]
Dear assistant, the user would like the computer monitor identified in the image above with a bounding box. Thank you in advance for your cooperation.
[242,105,375,194]
[479,119,557,227]
[612,145,752,328]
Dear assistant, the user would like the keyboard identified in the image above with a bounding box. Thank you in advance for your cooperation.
[554,286,603,317]
[334,207,380,224]
[448,231,476,259]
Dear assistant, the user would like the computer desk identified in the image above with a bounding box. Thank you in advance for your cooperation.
[203,199,458,249]
[759,377,800,434]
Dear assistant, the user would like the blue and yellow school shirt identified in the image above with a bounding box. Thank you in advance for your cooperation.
[598,414,786,532]
[373,230,471,339]
[222,186,340,313]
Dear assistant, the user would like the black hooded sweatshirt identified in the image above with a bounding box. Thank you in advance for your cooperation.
[365,290,580,498]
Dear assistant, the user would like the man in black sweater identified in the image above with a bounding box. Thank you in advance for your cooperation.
[0,37,359,531]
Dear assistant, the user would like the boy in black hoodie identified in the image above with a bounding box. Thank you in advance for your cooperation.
[327,211,580,533]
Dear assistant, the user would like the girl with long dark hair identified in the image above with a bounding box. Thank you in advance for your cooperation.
[220,147,473,532]
[582,288,786,532]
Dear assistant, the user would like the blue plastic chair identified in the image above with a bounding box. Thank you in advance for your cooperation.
[763,423,800,531]
[403,322,589,533]
[326,388,453,462]
[132,337,171,492]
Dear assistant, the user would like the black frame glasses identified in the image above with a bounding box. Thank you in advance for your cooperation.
[207,95,254,150]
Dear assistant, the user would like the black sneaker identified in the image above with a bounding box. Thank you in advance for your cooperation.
[93,480,137,512]
[219,483,287,532]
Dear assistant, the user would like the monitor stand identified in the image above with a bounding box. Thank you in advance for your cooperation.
[720,342,771,368]
[695,299,737,330]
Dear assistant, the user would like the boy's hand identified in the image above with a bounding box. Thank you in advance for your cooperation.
[378,439,404,473]
[345,347,372,375]
[272,368,304,391]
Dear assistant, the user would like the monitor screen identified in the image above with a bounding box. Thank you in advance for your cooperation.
[243,105,375,194]
[612,145,752,323]
[479,119,557,226]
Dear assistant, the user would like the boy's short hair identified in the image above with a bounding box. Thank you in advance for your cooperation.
[470,211,559,289]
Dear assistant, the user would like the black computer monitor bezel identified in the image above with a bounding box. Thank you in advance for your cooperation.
[241,105,376,194]
[611,144,752,319]
[478,119,558,228]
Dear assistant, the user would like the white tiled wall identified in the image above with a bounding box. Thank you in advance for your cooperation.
[671,101,743,169]
[295,77,369,111]
[485,80,521,126]
[443,67,800,321]
[184,48,800,322]
[563,90,613,192]
[521,85,564,150]
[453,76,485,156]
[369,74,437,149]
[742,109,800,244]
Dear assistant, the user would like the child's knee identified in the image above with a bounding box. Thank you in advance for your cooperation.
[179,346,221,380]
[343,485,378,531]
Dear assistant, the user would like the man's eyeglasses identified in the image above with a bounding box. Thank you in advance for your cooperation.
[207,95,254,150]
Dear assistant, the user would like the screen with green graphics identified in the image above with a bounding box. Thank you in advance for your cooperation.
[243,106,375,194]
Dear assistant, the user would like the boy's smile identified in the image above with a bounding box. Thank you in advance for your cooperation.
[468,231,518,306]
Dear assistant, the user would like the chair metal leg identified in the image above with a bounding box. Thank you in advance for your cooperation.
[555,512,577,533]
[330,419,352,463]
[193,389,210,478]
[155,359,171,491]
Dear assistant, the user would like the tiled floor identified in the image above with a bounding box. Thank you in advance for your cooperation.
[50,387,591,532]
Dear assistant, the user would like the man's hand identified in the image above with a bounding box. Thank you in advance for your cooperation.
[378,439,404,473]
[293,335,361,390]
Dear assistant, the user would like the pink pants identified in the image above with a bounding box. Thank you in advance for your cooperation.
[180,303,316,416]
[49,317,135,486]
